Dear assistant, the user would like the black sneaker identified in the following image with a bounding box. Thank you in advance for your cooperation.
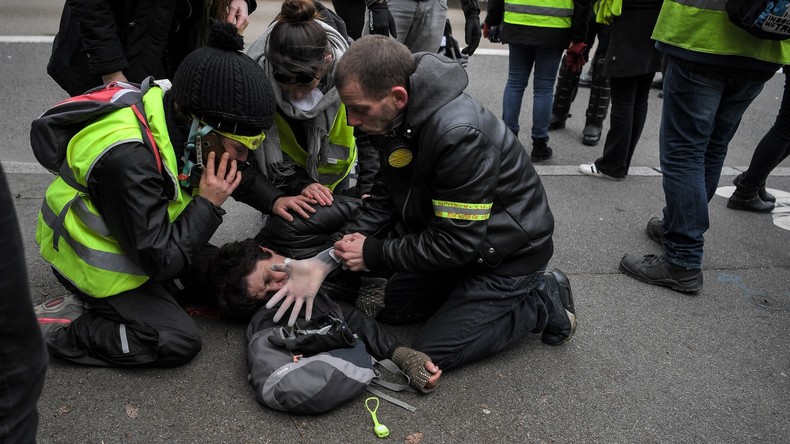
[539,269,576,346]
[619,254,702,293]
[645,217,664,245]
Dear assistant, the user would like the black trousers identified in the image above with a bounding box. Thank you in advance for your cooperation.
[377,267,548,371]
[46,247,220,367]
[0,164,48,443]
[743,70,790,187]
[595,73,655,178]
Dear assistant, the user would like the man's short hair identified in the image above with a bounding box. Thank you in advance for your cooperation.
[212,239,273,319]
[335,35,415,99]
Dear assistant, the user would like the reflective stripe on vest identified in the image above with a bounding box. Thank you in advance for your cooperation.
[652,0,790,64]
[275,104,357,191]
[35,86,191,297]
[433,200,492,221]
[504,0,573,28]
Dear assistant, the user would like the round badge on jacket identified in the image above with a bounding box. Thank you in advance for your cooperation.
[388,148,413,168]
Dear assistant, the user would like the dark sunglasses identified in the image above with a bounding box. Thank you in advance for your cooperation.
[272,69,319,85]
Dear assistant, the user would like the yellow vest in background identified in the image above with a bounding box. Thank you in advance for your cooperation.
[652,0,790,65]
[504,0,574,29]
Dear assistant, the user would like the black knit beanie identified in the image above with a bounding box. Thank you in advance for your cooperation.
[171,22,275,136]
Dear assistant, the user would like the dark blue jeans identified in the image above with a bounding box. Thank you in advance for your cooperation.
[0,165,48,443]
[503,44,564,139]
[377,266,548,371]
[659,57,768,268]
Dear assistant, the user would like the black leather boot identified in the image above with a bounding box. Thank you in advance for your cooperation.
[733,172,775,203]
[550,58,580,131]
[583,56,610,146]
[538,269,576,346]
[531,139,553,162]
[728,173,774,213]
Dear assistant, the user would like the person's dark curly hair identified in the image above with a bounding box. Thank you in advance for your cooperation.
[211,239,273,319]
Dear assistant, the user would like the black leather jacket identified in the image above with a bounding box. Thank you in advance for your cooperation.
[340,53,555,277]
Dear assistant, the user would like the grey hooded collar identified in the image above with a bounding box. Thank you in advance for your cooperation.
[401,53,469,136]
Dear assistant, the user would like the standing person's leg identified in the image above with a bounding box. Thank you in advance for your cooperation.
[332,0,367,40]
[383,0,447,53]
[0,165,48,443]
[410,271,548,371]
[403,0,448,53]
[531,46,565,143]
[620,58,766,292]
[622,72,655,173]
[45,279,202,367]
[592,75,638,179]
[733,70,790,210]
[530,46,563,161]
[502,44,536,136]
[701,78,767,202]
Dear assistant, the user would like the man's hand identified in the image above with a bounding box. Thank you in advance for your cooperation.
[198,151,240,207]
[101,71,128,86]
[301,183,334,206]
[266,256,336,326]
[482,23,501,43]
[562,41,588,75]
[460,0,481,55]
[226,0,250,33]
[368,0,397,37]
[333,233,368,271]
[272,195,317,222]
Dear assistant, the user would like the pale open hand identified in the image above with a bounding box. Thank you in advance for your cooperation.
[266,256,335,326]
[272,195,317,222]
[301,183,334,206]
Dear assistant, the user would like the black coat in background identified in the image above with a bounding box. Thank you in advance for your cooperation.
[48,0,257,97]
[602,0,663,78]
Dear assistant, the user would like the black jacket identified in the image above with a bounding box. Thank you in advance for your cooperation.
[339,53,555,277]
[485,0,591,48]
[48,0,257,97]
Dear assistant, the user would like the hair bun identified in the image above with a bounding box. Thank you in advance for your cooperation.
[207,21,245,52]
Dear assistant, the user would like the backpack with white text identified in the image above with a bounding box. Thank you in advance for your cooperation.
[726,0,790,40]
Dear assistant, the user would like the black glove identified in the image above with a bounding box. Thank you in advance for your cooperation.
[460,0,482,55]
[268,315,356,355]
[368,0,397,38]
[482,22,501,43]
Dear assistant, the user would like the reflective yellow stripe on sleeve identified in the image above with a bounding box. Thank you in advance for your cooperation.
[433,200,492,221]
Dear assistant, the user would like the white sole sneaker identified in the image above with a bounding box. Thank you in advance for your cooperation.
[579,163,624,181]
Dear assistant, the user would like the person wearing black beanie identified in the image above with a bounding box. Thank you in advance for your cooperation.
[30,23,316,368]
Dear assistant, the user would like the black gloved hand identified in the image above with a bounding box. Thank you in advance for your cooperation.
[368,0,397,38]
[482,22,501,43]
[463,15,482,55]
[460,0,482,55]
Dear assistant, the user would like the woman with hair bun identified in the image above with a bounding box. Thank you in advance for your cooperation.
[247,0,376,206]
